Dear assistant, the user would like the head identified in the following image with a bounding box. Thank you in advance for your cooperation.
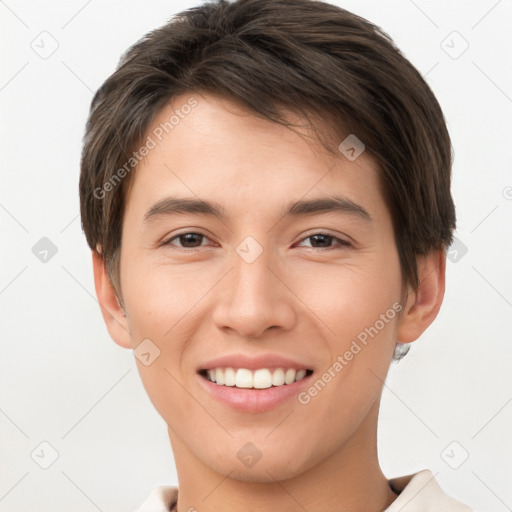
[80,0,455,482]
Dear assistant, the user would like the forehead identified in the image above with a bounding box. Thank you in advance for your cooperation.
[124,92,388,225]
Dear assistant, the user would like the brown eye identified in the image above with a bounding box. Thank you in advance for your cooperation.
[297,233,351,250]
[166,232,209,249]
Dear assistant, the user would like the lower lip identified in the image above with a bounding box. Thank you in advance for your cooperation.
[197,372,313,413]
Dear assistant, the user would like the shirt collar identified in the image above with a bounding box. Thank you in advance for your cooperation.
[136,469,473,512]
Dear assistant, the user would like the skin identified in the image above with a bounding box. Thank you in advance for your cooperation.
[92,92,446,512]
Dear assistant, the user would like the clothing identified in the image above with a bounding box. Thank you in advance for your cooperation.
[135,469,475,512]
[384,470,474,511]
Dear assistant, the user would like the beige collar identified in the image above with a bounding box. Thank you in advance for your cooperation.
[135,469,474,512]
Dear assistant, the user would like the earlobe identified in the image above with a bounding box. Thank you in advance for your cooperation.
[91,251,132,349]
[396,250,446,344]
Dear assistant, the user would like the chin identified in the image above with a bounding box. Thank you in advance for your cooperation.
[206,450,311,483]
[216,465,303,484]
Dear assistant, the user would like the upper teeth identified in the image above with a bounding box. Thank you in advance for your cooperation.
[206,368,308,389]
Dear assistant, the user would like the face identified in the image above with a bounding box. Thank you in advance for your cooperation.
[99,92,428,482]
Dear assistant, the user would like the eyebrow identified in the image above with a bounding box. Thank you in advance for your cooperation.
[143,195,372,223]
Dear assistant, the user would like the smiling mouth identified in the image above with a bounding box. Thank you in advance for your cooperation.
[198,367,314,389]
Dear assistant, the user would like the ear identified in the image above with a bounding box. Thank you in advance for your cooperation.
[396,249,446,344]
[91,251,132,349]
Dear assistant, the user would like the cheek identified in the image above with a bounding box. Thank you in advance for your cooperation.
[120,255,206,393]
[296,257,401,339]
[120,253,200,338]
[292,272,400,456]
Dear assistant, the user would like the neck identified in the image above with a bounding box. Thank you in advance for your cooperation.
[169,398,398,512]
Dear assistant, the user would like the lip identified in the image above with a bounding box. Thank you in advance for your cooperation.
[196,353,314,413]
[197,369,314,413]
[196,353,313,372]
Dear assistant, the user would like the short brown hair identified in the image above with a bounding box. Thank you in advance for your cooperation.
[80,0,455,305]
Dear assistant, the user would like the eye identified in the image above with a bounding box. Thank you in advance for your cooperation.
[162,231,351,251]
[164,232,211,249]
[296,232,351,250]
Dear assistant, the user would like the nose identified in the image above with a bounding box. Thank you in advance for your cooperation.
[211,246,296,339]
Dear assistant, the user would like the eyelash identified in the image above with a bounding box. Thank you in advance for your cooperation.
[162,231,351,252]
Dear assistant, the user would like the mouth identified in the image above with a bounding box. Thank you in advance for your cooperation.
[198,367,314,389]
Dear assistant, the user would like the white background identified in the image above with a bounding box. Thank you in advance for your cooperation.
[1,1,511,511]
